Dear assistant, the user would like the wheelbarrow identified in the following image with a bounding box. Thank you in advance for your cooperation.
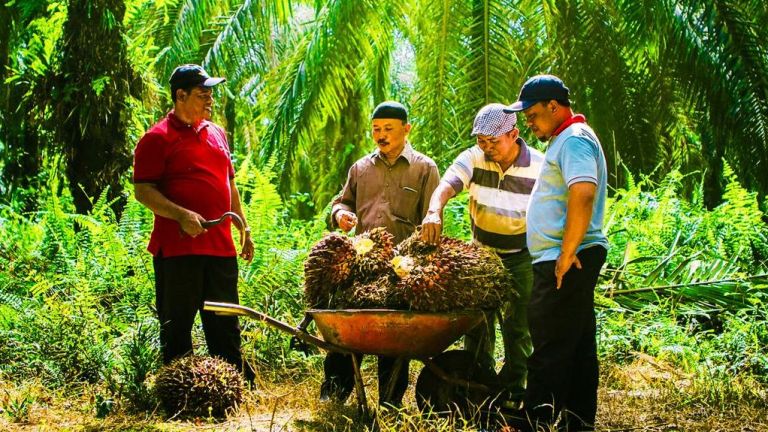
[203,302,504,417]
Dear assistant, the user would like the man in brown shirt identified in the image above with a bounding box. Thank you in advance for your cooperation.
[323,101,440,406]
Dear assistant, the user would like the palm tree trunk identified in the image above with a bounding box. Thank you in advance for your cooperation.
[0,7,44,212]
[0,5,10,73]
[56,0,134,216]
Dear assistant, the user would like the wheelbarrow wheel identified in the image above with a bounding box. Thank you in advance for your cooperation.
[415,349,497,418]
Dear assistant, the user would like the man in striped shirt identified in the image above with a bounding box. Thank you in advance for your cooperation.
[421,103,544,404]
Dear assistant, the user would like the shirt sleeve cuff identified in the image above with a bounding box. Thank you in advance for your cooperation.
[566,176,598,187]
[132,178,160,184]
[445,177,464,194]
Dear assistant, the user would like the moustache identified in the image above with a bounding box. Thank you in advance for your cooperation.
[377,140,389,146]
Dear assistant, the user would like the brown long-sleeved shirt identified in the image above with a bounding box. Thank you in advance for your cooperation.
[331,144,440,243]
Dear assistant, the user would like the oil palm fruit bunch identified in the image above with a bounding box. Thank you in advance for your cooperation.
[396,227,438,265]
[154,355,244,419]
[304,232,357,308]
[467,246,514,309]
[436,238,513,309]
[393,231,514,311]
[337,274,402,309]
[394,264,449,311]
[352,227,395,280]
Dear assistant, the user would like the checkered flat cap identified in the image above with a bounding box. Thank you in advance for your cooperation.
[471,103,517,137]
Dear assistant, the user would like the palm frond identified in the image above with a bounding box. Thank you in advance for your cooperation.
[654,0,768,199]
[408,0,473,166]
[259,0,402,195]
[153,0,242,80]
[202,0,294,88]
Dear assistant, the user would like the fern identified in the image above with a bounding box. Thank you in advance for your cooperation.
[706,160,768,271]
[0,291,24,311]
[604,167,768,311]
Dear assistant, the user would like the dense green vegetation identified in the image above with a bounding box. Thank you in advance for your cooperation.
[3,0,768,214]
[1,163,767,426]
[1,0,767,429]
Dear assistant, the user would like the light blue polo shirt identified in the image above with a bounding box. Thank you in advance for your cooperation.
[526,122,608,264]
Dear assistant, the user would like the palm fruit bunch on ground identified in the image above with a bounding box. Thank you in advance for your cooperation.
[393,230,514,311]
[303,232,357,308]
[351,227,396,281]
[153,355,244,419]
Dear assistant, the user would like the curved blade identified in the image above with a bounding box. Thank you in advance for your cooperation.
[201,212,245,250]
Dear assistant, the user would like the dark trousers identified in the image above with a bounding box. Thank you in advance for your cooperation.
[524,246,606,431]
[323,351,409,405]
[465,248,533,398]
[153,254,253,381]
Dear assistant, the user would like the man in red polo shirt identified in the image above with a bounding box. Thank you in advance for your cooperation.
[133,64,254,380]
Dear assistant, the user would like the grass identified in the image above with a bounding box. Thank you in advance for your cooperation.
[2,354,767,431]
[599,360,768,431]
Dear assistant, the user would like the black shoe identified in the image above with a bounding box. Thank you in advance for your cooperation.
[320,379,353,403]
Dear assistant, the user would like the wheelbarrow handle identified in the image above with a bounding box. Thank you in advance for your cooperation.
[203,301,351,355]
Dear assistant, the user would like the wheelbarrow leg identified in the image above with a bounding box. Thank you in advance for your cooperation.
[351,353,370,417]
[381,356,405,406]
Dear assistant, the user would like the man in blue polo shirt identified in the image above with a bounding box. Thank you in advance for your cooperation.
[505,75,608,431]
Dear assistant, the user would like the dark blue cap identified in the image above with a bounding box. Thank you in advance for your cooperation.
[504,75,570,113]
[372,101,408,123]
[169,64,225,91]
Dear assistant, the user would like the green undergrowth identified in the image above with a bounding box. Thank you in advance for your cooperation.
[1,162,767,427]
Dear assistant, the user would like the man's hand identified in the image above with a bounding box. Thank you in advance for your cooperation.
[179,210,208,237]
[240,234,255,261]
[421,211,443,245]
[555,252,582,289]
[335,210,358,232]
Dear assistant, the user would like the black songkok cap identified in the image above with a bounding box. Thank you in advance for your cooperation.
[372,101,408,123]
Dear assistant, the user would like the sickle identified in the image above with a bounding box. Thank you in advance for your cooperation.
[201,211,246,250]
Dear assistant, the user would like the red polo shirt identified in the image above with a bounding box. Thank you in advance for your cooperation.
[133,111,236,257]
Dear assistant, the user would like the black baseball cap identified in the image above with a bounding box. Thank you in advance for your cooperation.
[169,64,225,92]
[504,74,570,113]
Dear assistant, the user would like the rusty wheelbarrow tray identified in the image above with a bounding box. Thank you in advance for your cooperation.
[203,301,492,416]
[307,308,484,359]
[204,302,484,358]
